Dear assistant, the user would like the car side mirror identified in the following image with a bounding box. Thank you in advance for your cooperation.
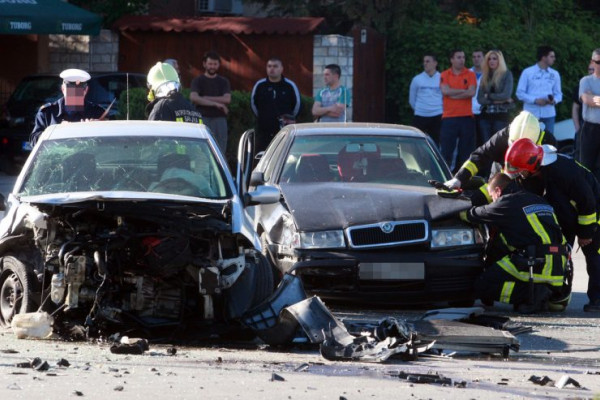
[244,185,280,206]
[250,171,266,187]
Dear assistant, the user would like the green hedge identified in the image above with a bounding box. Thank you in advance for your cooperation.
[117,88,314,159]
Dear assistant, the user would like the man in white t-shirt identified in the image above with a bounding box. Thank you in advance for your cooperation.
[409,53,443,144]
[471,50,484,145]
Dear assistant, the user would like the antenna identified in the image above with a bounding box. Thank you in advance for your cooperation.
[126,73,130,120]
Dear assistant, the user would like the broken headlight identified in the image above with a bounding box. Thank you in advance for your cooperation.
[298,230,345,249]
[430,228,474,248]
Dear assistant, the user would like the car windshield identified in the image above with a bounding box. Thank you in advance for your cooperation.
[279,134,448,186]
[18,136,231,199]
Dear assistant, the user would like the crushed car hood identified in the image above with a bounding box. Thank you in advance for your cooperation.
[280,183,471,231]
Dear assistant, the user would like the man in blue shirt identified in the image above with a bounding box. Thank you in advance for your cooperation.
[409,54,443,144]
[516,46,562,135]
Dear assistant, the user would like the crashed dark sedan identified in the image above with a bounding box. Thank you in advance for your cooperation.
[0,121,280,337]
[242,123,485,305]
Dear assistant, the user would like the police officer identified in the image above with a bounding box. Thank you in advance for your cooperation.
[505,138,600,312]
[462,172,568,313]
[146,62,203,124]
[444,111,556,204]
[31,68,105,145]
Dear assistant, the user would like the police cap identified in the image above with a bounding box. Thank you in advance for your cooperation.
[59,69,91,84]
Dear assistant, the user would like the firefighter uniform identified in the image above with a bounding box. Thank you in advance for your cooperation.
[519,154,600,308]
[146,91,203,123]
[456,126,556,206]
[464,181,567,308]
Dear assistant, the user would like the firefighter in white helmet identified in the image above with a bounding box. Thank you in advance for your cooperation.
[444,111,556,197]
[146,62,203,124]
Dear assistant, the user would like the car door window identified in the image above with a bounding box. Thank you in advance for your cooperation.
[260,132,288,183]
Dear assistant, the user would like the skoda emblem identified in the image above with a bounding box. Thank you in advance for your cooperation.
[380,222,394,234]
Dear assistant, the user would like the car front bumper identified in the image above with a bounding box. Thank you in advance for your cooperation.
[273,245,483,305]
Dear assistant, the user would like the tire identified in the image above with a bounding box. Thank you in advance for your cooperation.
[250,253,275,308]
[260,232,282,288]
[0,256,38,328]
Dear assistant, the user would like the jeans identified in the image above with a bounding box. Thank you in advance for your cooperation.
[478,117,509,145]
[203,117,228,155]
[439,116,476,172]
[539,117,555,136]
[412,114,442,146]
[579,121,600,182]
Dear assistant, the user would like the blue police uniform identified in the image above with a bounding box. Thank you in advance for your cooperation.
[30,97,105,145]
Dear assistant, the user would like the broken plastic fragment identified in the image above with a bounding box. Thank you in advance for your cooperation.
[11,312,54,339]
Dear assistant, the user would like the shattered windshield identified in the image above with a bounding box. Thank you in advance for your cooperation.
[280,135,448,186]
[18,136,231,199]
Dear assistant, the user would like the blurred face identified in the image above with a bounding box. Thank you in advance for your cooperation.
[266,60,283,81]
[450,51,465,69]
[423,56,437,74]
[472,51,484,67]
[488,53,499,70]
[543,51,556,67]
[591,53,600,76]
[323,68,339,86]
[203,58,220,76]
[62,81,88,112]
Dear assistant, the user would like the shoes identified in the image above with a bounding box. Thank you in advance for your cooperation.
[583,300,600,312]
[516,286,552,314]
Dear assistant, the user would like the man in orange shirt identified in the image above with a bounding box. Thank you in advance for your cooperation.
[440,49,477,171]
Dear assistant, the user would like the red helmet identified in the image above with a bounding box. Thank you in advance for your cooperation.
[504,138,543,178]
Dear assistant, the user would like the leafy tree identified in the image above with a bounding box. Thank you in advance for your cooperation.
[70,0,149,27]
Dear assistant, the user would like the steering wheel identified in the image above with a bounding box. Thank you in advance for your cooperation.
[151,178,201,196]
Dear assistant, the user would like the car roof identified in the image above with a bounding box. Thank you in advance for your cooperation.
[284,122,428,139]
[41,120,213,140]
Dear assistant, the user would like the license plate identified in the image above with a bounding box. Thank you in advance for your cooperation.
[22,141,32,151]
[359,262,425,280]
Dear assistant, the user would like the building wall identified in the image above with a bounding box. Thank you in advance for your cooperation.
[48,29,119,74]
[313,34,353,121]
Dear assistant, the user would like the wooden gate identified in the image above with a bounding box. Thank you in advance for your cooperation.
[351,26,386,122]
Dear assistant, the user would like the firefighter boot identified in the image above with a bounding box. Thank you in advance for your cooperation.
[516,285,552,314]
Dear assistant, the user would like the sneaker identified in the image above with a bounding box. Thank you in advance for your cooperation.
[583,300,600,312]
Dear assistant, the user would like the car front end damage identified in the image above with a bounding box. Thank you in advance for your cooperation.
[0,198,273,336]
[263,188,484,305]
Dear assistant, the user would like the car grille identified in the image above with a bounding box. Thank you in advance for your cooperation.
[346,220,428,249]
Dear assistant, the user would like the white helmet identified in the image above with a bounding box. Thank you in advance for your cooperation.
[508,111,541,145]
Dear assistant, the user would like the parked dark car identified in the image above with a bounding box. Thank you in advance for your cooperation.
[0,72,146,175]
[240,123,485,306]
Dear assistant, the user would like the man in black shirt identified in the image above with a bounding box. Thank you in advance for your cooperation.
[251,57,301,153]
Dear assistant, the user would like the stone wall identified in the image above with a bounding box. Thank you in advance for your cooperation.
[48,29,119,74]
[313,34,353,121]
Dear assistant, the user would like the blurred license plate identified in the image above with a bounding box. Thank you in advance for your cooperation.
[359,262,424,280]
[22,141,32,151]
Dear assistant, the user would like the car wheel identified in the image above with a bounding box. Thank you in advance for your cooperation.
[250,253,274,308]
[0,256,37,328]
[260,232,281,288]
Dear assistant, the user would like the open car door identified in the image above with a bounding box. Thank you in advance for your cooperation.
[236,129,255,205]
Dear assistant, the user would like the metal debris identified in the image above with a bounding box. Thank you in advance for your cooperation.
[294,363,309,372]
[393,371,466,387]
[56,358,70,367]
[555,375,583,389]
[529,375,554,386]
[271,372,285,381]
[109,338,149,355]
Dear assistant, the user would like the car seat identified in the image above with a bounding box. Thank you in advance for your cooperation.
[294,153,330,182]
[337,143,380,182]
[157,153,191,177]
[373,158,407,180]
[63,152,96,191]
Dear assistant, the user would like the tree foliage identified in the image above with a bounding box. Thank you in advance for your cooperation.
[70,0,149,27]
[249,0,600,123]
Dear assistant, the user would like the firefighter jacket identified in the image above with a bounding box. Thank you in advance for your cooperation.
[520,154,600,240]
[455,127,556,186]
[146,92,203,123]
[464,181,566,288]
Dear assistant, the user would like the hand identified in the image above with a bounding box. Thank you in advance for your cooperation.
[578,237,593,247]
[444,177,461,189]
[215,103,229,114]
[328,104,345,118]
[593,96,600,107]
[534,98,548,106]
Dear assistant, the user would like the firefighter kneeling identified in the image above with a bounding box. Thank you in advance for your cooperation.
[461,173,568,313]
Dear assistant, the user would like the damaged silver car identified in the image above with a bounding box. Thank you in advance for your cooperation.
[0,120,279,336]
[240,123,485,306]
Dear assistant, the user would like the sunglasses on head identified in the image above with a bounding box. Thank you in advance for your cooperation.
[64,81,88,88]
[590,59,600,65]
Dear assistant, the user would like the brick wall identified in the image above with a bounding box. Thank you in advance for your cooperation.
[48,29,119,74]
[313,34,353,121]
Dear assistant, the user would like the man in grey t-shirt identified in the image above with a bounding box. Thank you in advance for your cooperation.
[579,48,600,181]
[312,64,350,123]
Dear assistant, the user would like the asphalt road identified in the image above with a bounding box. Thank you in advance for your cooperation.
[0,173,599,399]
